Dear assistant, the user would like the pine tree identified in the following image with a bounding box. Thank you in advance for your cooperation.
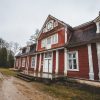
[0,47,8,67]
[8,50,14,67]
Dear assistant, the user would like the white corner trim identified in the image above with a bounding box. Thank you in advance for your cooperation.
[96,42,100,80]
[64,48,67,75]
[34,55,37,71]
[88,44,94,80]
[55,50,59,74]
[39,54,42,72]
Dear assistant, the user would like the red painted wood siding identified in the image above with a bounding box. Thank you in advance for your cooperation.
[28,56,34,71]
[36,54,40,71]
[58,49,64,74]
[67,45,89,79]
[53,51,56,74]
[91,43,99,80]
[37,29,65,51]
[41,53,44,72]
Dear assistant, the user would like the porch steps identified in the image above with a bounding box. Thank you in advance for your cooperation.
[16,72,34,82]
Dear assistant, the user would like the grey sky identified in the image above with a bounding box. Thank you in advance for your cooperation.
[0,0,100,46]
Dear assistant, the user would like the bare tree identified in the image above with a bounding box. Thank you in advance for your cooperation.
[30,29,39,43]
[8,42,20,55]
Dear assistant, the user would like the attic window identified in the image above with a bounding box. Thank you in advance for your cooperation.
[46,20,54,31]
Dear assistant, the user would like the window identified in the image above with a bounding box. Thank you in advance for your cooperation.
[47,37,51,45]
[52,34,58,44]
[41,34,58,48]
[26,46,30,53]
[68,51,79,71]
[45,52,52,58]
[31,57,35,68]
[22,58,25,67]
[46,20,53,30]
[41,39,46,47]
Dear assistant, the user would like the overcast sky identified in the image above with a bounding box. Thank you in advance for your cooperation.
[0,0,100,46]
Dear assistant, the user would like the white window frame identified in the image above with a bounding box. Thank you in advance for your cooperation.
[26,46,30,53]
[47,36,51,45]
[52,34,58,44]
[31,56,35,68]
[22,58,25,67]
[41,33,58,48]
[46,20,54,31]
[67,51,79,71]
[41,39,46,48]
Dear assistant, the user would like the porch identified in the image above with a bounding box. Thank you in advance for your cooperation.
[16,71,67,84]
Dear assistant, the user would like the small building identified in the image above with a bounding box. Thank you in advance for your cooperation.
[15,12,100,81]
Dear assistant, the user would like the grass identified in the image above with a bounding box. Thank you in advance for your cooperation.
[0,68,100,100]
[0,67,17,76]
[31,81,100,100]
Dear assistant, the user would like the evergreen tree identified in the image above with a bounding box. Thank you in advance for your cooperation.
[8,50,14,67]
[0,47,8,67]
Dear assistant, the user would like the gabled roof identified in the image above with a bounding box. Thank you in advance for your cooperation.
[66,23,100,48]
[73,21,94,30]
[37,14,72,39]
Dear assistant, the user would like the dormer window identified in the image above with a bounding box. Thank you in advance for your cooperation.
[96,21,100,34]
[26,46,30,53]
[42,19,58,33]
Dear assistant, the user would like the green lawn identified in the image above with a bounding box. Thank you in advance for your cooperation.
[32,81,100,100]
[0,68,17,76]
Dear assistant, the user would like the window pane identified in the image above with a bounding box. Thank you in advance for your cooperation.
[69,54,72,58]
[32,57,35,68]
[73,53,76,58]
[47,37,51,44]
[73,59,77,69]
[54,34,57,43]
[45,52,52,58]
[69,60,72,69]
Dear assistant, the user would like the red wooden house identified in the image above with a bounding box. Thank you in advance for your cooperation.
[15,12,100,81]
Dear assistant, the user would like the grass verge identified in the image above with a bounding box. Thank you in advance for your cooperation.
[0,68,17,76]
[31,81,100,100]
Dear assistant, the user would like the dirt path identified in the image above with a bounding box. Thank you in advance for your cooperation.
[0,74,56,100]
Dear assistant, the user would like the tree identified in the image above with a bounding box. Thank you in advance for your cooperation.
[8,41,20,55]
[0,47,8,67]
[30,29,39,43]
[0,38,18,67]
[8,50,14,67]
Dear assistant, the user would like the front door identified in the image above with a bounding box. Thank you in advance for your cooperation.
[43,52,52,73]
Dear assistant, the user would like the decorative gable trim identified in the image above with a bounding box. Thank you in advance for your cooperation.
[37,14,68,40]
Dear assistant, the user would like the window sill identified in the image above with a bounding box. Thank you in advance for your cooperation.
[67,69,79,71]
